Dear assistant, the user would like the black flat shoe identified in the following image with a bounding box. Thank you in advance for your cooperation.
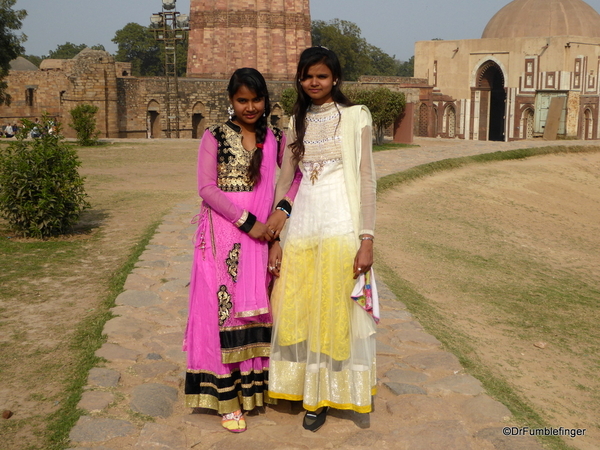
[303,407,328,432]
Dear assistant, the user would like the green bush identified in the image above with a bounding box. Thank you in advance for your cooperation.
[280,88,297,116]
[0,116,90,238]
[69,103,100,146]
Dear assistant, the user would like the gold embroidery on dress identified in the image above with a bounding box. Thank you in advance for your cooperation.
[218,285,233,326]
[226,243,241,282]
[304,158,341,184]
[209,124,256,192]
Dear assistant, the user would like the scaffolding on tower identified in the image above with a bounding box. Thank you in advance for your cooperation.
[151,0,189,138]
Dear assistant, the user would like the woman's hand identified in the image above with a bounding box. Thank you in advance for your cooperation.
[248,221,272,241]
[265,209,288,240]
[268,241,283,277]
[353,238,373,279]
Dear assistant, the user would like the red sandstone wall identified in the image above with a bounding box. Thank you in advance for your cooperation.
[187,0,311,80]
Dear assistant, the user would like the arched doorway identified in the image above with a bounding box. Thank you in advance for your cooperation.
[271,104,283,128]
[521,108,534,139]
[475,61,506,141]
[147,100,161,139]
[444,105,456,138]
[192,102,207,139]
[584,108,593,140]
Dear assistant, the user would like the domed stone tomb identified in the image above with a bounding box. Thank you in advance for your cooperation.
[482,0,600,39]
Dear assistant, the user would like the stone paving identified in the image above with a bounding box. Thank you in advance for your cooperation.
[67,137,598,450]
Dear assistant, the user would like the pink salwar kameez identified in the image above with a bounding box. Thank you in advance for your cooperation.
[183,121,297,414]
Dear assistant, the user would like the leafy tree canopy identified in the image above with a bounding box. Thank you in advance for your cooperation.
[347,87,406,144]
[311,19,413,80]
[0,0,27,105]
[24,54,42,67]
[47,42,105,59]
[112,22,187,77]
[397,56,414,78]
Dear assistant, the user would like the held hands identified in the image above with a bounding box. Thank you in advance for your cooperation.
[353,237,374,279]
[247,210,288,242]
[265,209,288,240]
[248,221,272,241]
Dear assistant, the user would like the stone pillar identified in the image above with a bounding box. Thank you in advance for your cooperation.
[187,0,311,80]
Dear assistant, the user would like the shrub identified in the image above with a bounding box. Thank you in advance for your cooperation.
[69,103,100,146]
[0,115,90,238]
[346,87,406,145]
[280,88,297,116]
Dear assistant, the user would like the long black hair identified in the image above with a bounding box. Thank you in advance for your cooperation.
[290,47,353,162]
[227,68,271,184]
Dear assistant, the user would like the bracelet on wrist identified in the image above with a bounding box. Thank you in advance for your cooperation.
[237,211,257,233]
[276,206,291,217]
[360,236,374,241]
[276,199,292,216]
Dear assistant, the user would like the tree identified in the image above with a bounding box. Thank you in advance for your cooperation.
[0,115,90,238]
[24,54,42,67]
[0,0,26,105]
[113,22,187,77]
[47,42,105,59]
[69,104,100,146]
[347,87,406,144]
[312,19,412,80]
[367,44,402,77]
[397,56,414,77]
[312,19,371,81]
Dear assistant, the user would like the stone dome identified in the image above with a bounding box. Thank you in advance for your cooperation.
[482,0,600,39]
[9,56,38,71]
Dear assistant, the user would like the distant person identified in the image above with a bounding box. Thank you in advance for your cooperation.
[183,67,300,433]
[268,46,378,432]
[4,124,14,138]
[30,119,41,138]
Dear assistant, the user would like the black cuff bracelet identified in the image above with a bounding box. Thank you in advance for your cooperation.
[238,212,257,233]
[276,199,292,215]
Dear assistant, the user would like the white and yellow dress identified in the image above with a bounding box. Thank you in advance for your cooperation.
[268,102,377,413]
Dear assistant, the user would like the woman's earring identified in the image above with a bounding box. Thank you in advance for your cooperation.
[333,80,337,86]
[227,105,234,120]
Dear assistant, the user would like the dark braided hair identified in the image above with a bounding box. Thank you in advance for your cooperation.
[290,47,353,162]
[227,68,271,185]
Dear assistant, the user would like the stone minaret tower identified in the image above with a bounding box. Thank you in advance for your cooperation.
[187,0,311,80]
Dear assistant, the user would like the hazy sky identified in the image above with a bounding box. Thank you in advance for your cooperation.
[14,0,600,62]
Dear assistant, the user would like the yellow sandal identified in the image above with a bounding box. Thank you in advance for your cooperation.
[221,410,246,433]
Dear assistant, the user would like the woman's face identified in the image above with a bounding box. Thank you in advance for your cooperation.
[300,63,336,105]
[230,85,265,127]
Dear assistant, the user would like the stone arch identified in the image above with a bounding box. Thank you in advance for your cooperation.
[270,103,283,128]
[521,107,535,139]
[473,59,506,141]
[192,102,207,139]
[443,104,456,138]
[583,107,594,140]
[147,100,161,139]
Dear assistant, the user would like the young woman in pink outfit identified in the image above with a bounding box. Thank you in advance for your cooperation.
[183,68,300,433]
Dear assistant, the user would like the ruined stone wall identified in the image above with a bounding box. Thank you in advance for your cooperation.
[62,49,120,138]
[0,69,71,130]
[1,50,130,139]
[117,78,294,139]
